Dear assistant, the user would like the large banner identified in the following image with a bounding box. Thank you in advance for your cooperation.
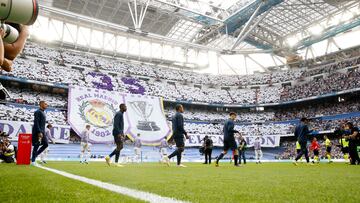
[125,94,171,145]
[68,86,171,145]
[186,134,281,148]
[0,120,70,143]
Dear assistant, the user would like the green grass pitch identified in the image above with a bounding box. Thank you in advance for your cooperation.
[1,162,360,203]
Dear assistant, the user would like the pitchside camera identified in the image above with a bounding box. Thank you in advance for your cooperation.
[0,0,39,43]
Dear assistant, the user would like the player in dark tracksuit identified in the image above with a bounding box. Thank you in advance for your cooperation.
[31,101,48,165]
[344,122,360,165]
[105,104,127,167]
[166,104,189,167]
[293,117,313,165]
[215,112,240,167]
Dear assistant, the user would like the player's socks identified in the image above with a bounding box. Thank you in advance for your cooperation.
[109,149,117,158]
[115,151,120,163]
[327,154,332,163]
[234,155,239,166]
[216,153,225,164]
[177,153,182,165]
[344,154,349,161]
[314,156,318,163]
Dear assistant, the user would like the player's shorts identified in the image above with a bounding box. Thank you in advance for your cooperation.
[174,138,185,148]
[223,139,237,151]
[341,147,349,154]
[296,149,301,154]
[114,134,124,148]
[313,149,319,156]
[326,147,331,153]
[81,142,91,151]
[134,147,141,155]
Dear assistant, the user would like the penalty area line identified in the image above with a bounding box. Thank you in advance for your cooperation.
[36,165,189,203]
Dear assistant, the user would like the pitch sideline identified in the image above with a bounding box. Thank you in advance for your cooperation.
[36,165,189,203]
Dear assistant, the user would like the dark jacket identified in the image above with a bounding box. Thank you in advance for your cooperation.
[295,123,312,143]
[32,109,46,136]
[172,112,186,139]
[112,111,124,136]
[223,119,238,141]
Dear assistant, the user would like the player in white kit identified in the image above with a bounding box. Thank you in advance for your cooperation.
[254,137,263,164]
[159,137,168,163]
[134,133,142,163]
[40,124,54,164]
[80,125,91,164]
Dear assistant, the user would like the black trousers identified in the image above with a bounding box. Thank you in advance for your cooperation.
[31,138,49,162]
[0,154,14,163]
[238,149,246,164]
[204,148,212,164]
[295,141,309,163]
[349,143,360,165]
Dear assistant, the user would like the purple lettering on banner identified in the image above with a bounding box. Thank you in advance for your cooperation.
[261,137,266,144]
[59,127,69,139]
[0,122,14,136]
[188,135,196,144]
[196,135,202,144]
[15,124,27,136]
[121,77,145,95]
[218,136,224,145]
[266,136,276,146]
[51,126,58,139]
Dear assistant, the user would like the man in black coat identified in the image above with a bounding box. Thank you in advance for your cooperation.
[31,101,48,166]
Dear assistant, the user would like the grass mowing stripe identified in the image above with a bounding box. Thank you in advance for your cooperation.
[37,164,189,203]
[46,162,360,203]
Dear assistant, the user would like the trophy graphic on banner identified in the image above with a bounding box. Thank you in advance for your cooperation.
[129,101,160,131]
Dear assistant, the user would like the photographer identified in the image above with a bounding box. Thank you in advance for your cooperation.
[0,23,29,72]
[202,136,213,164]
[237,135,247,165]
[0,137,16,163]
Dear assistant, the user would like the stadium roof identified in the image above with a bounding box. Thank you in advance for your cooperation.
[39,0,360,55]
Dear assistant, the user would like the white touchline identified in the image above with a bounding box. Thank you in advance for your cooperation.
[36,165,189,203]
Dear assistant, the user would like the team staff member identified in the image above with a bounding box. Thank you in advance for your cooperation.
[344,122,360,165]
[324,135,332,163]
[238,135,247,165]
[0,24,29,72]
[31,101,48,166]
[105,104,127,167]
[165,104,189,167]
[203,136,213,164]
[215,112,240,167]
[293,118,313,165]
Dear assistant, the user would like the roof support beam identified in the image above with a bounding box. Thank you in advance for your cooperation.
[230,1,265,50]
[128,0,151,30]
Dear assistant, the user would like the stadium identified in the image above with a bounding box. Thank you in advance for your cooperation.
[1,0,360,202]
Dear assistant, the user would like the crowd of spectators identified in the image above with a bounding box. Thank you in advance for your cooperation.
[0,104,67,125]
[6,87,67,108]
[274,99,360,121]
[0,42,358,105]
[281,70,360,101]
